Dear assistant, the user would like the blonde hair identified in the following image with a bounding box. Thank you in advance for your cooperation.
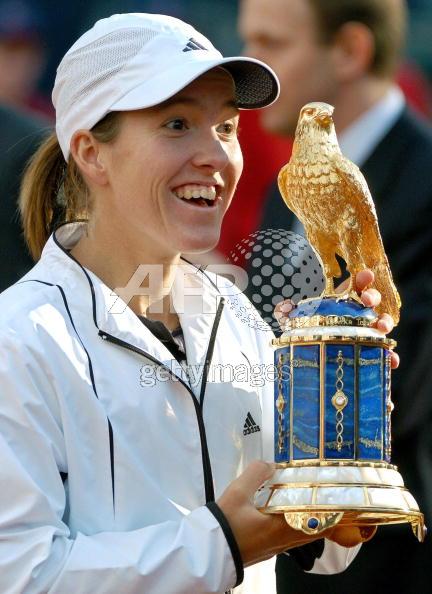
[20,112,121,260]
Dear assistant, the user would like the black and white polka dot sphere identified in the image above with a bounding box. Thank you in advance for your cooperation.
[228,229,325,331]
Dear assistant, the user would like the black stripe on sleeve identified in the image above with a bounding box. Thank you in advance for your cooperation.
[206,501,244,587]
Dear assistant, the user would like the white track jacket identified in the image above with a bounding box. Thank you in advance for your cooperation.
[0,222,359,593]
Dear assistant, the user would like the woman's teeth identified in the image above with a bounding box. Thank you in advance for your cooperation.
[173,185,217,201]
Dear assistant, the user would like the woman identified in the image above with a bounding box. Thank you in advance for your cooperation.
[0,13,396,594]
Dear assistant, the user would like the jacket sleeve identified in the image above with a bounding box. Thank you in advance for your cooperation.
[307,541,361,574]
[286,540,360,574]
[0,330,241,594]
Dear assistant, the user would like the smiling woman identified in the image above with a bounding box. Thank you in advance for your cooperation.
[0,11,383,594]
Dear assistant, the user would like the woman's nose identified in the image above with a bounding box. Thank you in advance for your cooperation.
[191,132,231,172]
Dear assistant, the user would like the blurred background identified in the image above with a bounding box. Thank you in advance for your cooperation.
[1,0,432,120]
[1,0,432,258]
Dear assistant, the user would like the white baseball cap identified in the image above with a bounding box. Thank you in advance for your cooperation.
[53,13,280,159]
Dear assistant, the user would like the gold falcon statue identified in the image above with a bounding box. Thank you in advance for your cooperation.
[278,102,401,324]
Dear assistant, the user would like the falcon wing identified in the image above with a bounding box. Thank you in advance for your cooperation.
[331,153,401,322]
[278,161,299,214]
[330,154,380,232]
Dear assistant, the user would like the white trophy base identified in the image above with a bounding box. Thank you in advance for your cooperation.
[255,462,425,541]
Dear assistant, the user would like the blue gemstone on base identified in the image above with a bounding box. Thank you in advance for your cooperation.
[308,517,319,530]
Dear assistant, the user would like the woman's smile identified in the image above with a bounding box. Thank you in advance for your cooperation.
[172,183,221,206]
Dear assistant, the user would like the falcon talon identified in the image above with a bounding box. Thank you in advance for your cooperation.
[348,290,363,304]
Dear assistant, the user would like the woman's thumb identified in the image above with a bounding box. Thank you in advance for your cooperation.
[236,460,275,497]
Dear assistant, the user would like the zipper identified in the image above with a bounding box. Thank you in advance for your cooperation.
[98,299,225,504]
[199,299,225,408]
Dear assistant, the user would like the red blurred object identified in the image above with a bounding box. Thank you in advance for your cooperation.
[397,60,432,118]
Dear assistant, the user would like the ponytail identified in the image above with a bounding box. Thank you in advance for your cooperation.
[20,111,121,260]
[20,133,66,260]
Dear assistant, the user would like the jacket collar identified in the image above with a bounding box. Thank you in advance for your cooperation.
[41,222,223,389]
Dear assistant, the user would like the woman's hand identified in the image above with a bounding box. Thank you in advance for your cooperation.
[274,269,399,369]
[217,461,321,567]
[216,461,374,567]
[344,269,399,369]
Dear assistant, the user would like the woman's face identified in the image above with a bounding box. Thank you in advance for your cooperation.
[94,68,243,259]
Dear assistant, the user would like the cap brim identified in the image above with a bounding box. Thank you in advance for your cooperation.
[110,55,279,112]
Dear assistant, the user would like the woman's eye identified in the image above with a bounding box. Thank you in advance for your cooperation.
[217,121,238,137]
[165,118,188,131]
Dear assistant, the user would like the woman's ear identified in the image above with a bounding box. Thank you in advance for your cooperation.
[69,130,109,186]
[330,22,375,82]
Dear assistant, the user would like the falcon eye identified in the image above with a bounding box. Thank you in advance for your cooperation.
[303,108,314,116]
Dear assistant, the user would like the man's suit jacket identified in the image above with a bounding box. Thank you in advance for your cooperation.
[0,105,49,291]
[258,108,432,593]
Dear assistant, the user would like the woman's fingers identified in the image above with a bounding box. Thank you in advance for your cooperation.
[354,273,397,346]
[234,460,275,499]
[360,288,381,308]
[389,350,400,369]
[274,299,294,328]
[327,525,377,547]
[376,313,394,334]
[355,270,374,293]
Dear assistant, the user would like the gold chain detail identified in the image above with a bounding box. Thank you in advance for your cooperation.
[276,352,287,455]
[331,350,348,451]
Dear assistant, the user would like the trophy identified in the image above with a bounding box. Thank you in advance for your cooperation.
[255,102,425,542]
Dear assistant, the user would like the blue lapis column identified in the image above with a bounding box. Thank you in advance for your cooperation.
[274,339,390,465]
[357,345,385,461]
[291,345,320,461]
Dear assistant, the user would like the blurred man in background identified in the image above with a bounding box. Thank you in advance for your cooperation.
[238,0,432,592]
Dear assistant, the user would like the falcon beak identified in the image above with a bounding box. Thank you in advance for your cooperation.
[316,112,332,127]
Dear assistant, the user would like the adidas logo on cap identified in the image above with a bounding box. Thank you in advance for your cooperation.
[183,37,208,52]
[243,412,261,436]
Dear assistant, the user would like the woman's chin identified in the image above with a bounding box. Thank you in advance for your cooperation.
[176,233,220,255]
